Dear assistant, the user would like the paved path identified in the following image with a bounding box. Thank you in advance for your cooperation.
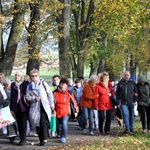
[0,119,120,150]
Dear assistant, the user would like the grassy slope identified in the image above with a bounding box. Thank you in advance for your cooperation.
[72,119,150,150]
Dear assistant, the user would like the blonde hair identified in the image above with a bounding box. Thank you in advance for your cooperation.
[100,72,109,82]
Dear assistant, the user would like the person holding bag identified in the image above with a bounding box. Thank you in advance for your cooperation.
[54,78,78,143]
[26,69,55,146]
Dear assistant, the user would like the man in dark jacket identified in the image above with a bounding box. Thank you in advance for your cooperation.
[116,71,138,134]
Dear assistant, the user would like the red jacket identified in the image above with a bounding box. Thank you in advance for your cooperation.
[80,82,98,108]
[94,81,114,110]
[54,88,78,118]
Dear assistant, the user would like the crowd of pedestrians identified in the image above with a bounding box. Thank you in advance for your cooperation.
[0,70,150,147]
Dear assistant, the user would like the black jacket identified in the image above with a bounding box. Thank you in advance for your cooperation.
[116,80,138,105]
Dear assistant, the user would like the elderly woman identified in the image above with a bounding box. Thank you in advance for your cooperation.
[94,72,114,134]
[80,75,99,135]
[26,69,55,146]
[10,71,29,145]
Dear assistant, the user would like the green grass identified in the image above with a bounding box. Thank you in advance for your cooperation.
[71,118,150,150]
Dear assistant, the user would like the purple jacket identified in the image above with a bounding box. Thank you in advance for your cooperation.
[10,80,29,112]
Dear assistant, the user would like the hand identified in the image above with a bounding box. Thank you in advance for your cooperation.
[74,113,78,118]
[134,93,138,97]
[51,107,55,110]
[35,97,41,102]
[117,105,120,109]
[108,93,111,97]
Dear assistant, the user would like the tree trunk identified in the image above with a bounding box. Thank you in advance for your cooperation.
[71,0,94,78]
[57,0,71,78]
[26,2,41,75]
[0,0,27,76]
[89,60,99,77]
[0,0,3,59]
[97,59,106,74]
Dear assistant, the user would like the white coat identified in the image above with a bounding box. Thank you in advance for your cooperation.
[26,79,55,127]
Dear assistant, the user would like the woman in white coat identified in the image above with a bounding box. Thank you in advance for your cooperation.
[26,69,55,146]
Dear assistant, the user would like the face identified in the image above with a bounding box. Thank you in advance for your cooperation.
[31,73,39,83]
[4,82,11,89]
[60,83,68,91]
[75,82,82,88]
[15,72,22,82]
[53,77,60,86]
[0,76,3,83]
[102,76,109,82]
[124,72,130,82]
[68,79,73,86]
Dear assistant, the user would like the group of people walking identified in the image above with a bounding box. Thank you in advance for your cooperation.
[0,70,150,147]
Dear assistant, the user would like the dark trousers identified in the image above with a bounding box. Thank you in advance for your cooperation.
[15,106,28,142]
[138,105,150,130]
[36,107,49,142]
[98,109,112,133]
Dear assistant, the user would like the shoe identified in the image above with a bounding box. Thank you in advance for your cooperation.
[18,140,26,146]
[38,141,47,146]
[105,131,110,134]
[148,130,150,134]
[142,129,147,133]
[99,130,104,134]
[34,133,38,137]
[94,127,99,131]
[89,132,94,135]
[9,137,15,144]
[124,130,130,134]
[82,129,87,134]
[60,137,66,143]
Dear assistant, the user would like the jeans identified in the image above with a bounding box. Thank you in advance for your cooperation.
[82,107,94,133]
[121,103,135,132]
[57,115,69,138]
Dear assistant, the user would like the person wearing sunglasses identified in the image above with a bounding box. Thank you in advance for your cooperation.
[25,69,55,146]
[10,71,29,145]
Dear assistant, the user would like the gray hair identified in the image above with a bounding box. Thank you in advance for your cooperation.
[89,75,98,83]
[15,71,24,82]
[3,77,11,85]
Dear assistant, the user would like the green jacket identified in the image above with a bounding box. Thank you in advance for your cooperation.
[137,76,150,106]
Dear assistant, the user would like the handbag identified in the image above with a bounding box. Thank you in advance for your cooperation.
[48,110,56,137]
[0,106,15,129]
[50,110,56,132]
[110,95,118,107]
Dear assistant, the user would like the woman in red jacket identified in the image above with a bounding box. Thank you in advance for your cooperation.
[94,72,114,134]
[80,75,99,135]
[54,78,78,143]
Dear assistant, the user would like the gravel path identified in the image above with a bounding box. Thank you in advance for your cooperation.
[0,119,121,150]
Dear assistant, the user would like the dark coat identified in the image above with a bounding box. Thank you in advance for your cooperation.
[137,76,150,106]
[116,80,138,105]
[10,81,29,112]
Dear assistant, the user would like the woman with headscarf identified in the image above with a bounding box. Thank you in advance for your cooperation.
[10,71,29,145]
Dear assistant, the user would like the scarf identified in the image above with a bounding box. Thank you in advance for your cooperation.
[14,80,23,103]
